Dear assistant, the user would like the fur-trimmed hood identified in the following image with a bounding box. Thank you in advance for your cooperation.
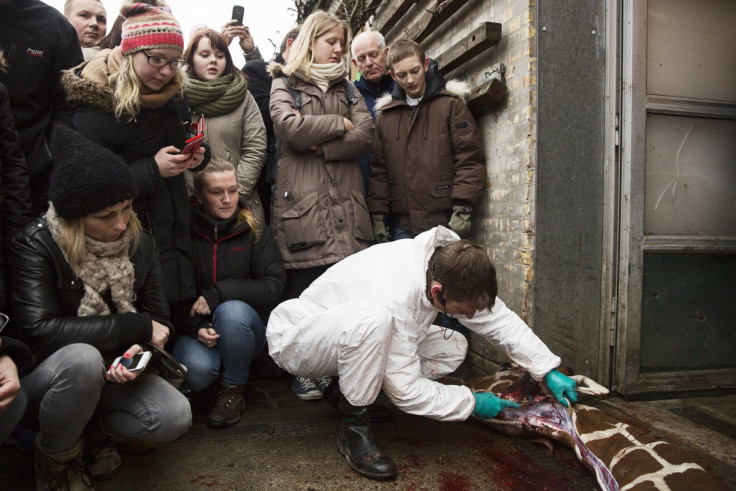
[61,51,116,113]
[267,62,286,78]
[374,58,470,114]
[62,66,115,113]
[0,49,7,75]
[374,78,470,114]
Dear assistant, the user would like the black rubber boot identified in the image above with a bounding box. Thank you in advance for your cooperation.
[324,380,393,424]
[337,395,397,481]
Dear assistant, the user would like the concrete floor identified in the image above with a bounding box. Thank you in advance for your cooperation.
[1,371,734,490]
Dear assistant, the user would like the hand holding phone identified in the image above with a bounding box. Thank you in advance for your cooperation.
[182,114,205,155]
[111,351,152,373]
[231,5,244,26]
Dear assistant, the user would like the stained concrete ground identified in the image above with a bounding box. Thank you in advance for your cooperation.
[1,368,734,490]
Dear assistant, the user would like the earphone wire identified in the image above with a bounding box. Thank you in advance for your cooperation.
[432,259,458,340]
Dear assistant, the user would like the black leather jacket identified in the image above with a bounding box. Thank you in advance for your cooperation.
[10,218,173,360]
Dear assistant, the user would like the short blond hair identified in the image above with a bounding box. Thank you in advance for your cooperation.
[387,39,425,71]
[64,0,104,16]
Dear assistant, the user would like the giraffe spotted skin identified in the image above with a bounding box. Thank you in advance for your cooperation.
[442,365,722,491]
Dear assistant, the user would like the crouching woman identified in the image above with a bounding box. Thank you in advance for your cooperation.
[171,158,285,428]
[11,127,191,489]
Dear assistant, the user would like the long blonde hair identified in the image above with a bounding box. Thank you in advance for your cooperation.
[56,213,142,269]
[112,54,186,121]
[192,158,262,241]
[283,10,350,79]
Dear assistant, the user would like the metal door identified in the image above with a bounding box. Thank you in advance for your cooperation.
[614,0,736,394]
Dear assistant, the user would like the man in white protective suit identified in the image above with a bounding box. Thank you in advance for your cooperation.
[267,226,578,481]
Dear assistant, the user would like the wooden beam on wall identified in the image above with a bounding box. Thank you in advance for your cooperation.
[376,0,419,36]
[436,22,502,75]
[404,0,466,43]
[467,78,507,116]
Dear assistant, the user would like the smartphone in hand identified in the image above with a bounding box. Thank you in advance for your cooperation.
[111,351,152,373]
[231,5,244,26]
[182,114,205,154]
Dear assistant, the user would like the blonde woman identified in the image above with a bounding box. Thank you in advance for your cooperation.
[268,10,374,401]
[63,1,208,306]
[183,29,268,224]
[171,158,285,428]
[12,126,191,489]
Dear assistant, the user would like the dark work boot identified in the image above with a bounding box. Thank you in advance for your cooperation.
[337,396,397,481]
[207,382,246,428]
[325,380,393,424]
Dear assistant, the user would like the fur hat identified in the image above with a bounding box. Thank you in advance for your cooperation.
[48,125,136,220]
[120,2,184,56]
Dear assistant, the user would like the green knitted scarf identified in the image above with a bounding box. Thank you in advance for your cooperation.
[186,73,248,116]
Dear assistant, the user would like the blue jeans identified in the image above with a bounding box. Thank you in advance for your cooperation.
[391,226,415,241]
[173,300,266,391]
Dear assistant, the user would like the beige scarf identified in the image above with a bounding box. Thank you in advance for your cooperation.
[45,205,137,317]
[307,62,348,92]
[82,47,181,110]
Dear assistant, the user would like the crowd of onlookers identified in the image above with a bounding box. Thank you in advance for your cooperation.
[0,0,581,487]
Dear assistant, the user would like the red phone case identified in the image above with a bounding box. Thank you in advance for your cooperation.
[182,114,205,154]
[182,134,204,154]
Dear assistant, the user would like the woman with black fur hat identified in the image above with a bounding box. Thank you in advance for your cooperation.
[11,125,192,490]
[62,1,208,309]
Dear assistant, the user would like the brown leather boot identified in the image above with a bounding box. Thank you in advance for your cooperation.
[207,382,245,428]
[83,418,122,481]
[34,437,93,491]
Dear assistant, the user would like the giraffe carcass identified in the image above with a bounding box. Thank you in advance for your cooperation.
[443,365,722,491]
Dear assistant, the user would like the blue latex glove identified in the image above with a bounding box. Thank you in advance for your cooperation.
[544,369,578,407]
[472,392,520,419]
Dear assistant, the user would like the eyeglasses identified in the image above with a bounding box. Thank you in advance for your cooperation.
[0,313,8,333]
[141,50,186,70]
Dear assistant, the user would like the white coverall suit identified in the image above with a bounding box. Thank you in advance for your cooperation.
[267,227,561,421]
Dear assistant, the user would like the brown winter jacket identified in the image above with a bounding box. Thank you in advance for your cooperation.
[268,63,374,269]
[367,65,485,235]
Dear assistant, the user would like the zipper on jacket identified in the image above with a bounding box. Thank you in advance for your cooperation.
[446,116,455,153]
[212,243,218,283]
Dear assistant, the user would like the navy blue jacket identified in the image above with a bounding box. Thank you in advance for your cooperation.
[353,73,394,193]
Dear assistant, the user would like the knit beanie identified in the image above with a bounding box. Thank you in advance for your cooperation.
[120,1,184,56]
[48,125,136,220]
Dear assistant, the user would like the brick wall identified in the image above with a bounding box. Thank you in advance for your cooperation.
[375,0,539,373]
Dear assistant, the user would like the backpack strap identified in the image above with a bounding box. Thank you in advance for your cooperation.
[343,79,358,106]
[282,75,301,111]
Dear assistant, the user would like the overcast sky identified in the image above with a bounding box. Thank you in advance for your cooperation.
[45,0,298,67]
